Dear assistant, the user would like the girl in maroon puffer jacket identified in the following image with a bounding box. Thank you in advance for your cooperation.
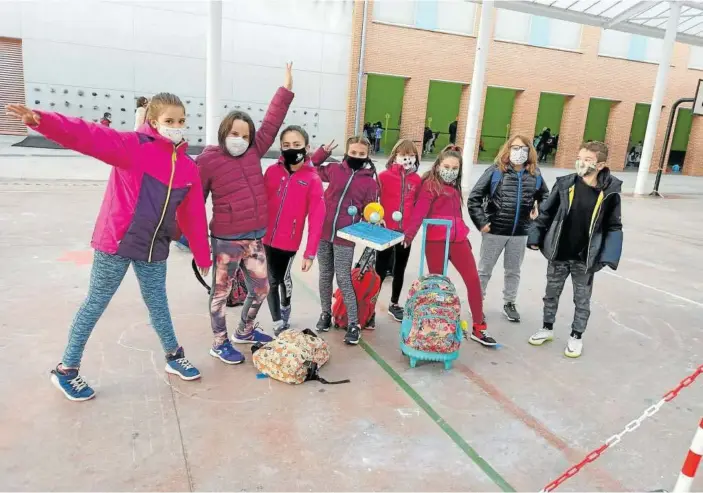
[197,64,293,365]
[313,136,380,346]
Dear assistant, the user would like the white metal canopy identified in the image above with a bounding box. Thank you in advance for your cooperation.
[495,0,703,47]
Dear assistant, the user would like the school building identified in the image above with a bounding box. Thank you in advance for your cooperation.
[345,0,703,176]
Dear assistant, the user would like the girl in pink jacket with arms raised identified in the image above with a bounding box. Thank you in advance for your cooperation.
[263,125,336,335]
[404,146,497,348]
[5,94,211,402]
[197,63,293,365]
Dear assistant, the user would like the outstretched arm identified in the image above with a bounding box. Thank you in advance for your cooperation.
[253,63,295,158]
[6,105,135,169]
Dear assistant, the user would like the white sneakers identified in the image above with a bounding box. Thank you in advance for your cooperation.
[528,328,583,358]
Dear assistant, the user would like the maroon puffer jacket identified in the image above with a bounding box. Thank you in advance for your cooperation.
[197,87,294,237]
[316,160,380,247]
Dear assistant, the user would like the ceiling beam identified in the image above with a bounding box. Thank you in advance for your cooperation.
[483,0,703,46]
[605,0,659,29]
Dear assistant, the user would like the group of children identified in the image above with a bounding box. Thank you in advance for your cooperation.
[5,63,623,402]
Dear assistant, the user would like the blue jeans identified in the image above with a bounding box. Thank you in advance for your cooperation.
[62,250,179,368]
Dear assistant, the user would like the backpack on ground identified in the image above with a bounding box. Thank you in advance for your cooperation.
[332,247,381,329]
[401,219,463,370]
[489,168,542,197]
[192,259,248,307]
[251,329,350,385]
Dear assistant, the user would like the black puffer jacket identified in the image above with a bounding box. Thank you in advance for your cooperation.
[468,164,550,236]
[526,169,623,272]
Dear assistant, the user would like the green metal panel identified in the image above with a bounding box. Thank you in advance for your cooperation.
[363,74,405,154]
[479,87,517,161]
[534,93,566,137]
[671,108,692,152]
[583,98,613,143]
[425,80,463,155]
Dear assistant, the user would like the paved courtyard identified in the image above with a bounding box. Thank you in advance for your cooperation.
[0,148,702,491]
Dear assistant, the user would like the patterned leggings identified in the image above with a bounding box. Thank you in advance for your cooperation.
[317,240,357,325]
[63,250,178,368]
[210,238,269,338]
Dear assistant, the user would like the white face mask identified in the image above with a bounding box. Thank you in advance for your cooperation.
[225,136,249,157]
[510,147,529,166]
[157,124,184,144]
[396,155,416,171]
[439,168,459,183]
[575,159,597,177]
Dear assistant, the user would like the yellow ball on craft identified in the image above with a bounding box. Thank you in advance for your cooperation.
[363,202,384,223]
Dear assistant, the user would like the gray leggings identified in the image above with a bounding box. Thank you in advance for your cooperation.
[317,240,357,325]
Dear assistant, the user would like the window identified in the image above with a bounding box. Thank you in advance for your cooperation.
[598,29,664,63]
[494,9,582,51]
[689,45,703,70]
[373,0,476,36]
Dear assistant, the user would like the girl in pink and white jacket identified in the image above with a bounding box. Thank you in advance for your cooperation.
[262,125,335,335]
[5,95,211,402]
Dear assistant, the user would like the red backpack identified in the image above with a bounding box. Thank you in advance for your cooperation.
[332,248,380,330]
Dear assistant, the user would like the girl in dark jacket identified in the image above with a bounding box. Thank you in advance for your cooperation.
[468,135,549,323]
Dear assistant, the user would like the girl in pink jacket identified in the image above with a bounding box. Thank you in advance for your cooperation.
[263,125,334,335]
[197,64,293,365]
[6,95,211,402]
[404,146,497,348]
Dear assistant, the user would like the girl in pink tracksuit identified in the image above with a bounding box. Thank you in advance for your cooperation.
[197,64,293,365]
[6,95,211,402]
[263,125,332,335]
[404,146,497,348]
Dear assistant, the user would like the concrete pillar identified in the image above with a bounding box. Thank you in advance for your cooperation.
[634,1,681,195]
[554,95,589,168]
[400,77,430,149]
[510,90,540,139]
[461,0,494,188]
[205,0,222,146]
[604,101,635,171]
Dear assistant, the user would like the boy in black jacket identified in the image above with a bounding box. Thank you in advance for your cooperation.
[526,141,623,358]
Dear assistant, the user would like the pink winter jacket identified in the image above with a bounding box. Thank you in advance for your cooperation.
[197,87,294,238]
[262,147,329,258]
[30,111,211,267]
[404,180,470,244]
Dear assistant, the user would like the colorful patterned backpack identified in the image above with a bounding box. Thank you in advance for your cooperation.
[401,219,463,369]
[251,329,350,385]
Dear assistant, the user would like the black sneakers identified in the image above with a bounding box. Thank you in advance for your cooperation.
[316,312,332,332]
[388,303,404,322]
[344,324,361,345]
[503,302,521,322]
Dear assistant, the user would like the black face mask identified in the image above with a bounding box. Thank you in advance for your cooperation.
[281,148,307,170]
[345,155,367,171]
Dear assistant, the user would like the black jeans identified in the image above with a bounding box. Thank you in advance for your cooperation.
[375,243,412,304]
[264,245,296,322]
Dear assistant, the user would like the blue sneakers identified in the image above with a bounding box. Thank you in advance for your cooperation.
[50,366,96,402]
[209,339,245,365]
[231,324,274,344]
[165,347,201,380]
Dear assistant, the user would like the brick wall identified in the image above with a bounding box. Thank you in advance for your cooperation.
[346,1,703,176]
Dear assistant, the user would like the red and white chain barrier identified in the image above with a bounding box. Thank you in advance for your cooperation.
[673,418,703,493]
[540,364,703,492]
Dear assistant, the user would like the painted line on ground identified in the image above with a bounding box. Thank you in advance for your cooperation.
[604,271,703,309]
[292,272,515,492]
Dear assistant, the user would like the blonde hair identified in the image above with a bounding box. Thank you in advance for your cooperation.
[146,93,185,122]
[386,139,420,170]
[495,135,538,175]
[421,145,463,200]
[346,135,371,153]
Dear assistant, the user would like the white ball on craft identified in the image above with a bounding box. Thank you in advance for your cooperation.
[369,211,381,224]
[392,211,402,222]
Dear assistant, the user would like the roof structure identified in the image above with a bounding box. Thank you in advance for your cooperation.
[491,0,703,46]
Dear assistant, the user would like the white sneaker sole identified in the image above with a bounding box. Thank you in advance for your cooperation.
[503,308,520,322]
[165,365,202,381]
[209,348,245,365]
[564,347,583,358]
[528,335,554,346]
[388,310,403,322]
[50,374,96,402]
